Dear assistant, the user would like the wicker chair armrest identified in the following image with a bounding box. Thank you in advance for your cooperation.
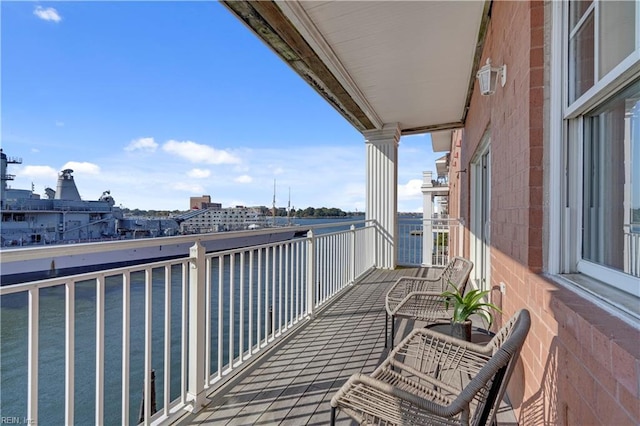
[387,291,446,315]
[330,373,465,419]
[388,276,442,293]
[389,326,495,361]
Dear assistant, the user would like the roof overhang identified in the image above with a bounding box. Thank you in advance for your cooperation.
[223,1,491,136]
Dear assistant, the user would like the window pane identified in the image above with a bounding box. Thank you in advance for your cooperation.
[570,0,593,31]
[583,80,640,276]
[569,11,594,103]
[599,1,636,77]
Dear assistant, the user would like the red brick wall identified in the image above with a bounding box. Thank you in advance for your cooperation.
[450,1,640,424]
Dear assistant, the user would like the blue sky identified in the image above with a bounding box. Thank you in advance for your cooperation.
[1,1,438,212]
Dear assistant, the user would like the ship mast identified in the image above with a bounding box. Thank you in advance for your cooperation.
[272,179,276,226]
[287,187,291,226]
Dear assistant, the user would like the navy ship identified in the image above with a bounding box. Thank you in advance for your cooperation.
[1,149,126,246]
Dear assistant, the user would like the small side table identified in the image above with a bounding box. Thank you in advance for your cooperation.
[425,322,495,343]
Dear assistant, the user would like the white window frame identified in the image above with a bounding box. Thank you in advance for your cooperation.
[550,0,640,299]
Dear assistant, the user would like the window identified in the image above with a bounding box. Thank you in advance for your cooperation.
[582,81,639,277]
[561,0,640,297]
[568,0,636,103]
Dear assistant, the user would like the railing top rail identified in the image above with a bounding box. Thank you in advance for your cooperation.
[0,225,307,262]
[421,217,465,225]
[0,257,190,296]
[0,220,373,263]
[201,222,374,259]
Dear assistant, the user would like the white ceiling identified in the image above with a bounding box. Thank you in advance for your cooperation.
[224,1,489,135]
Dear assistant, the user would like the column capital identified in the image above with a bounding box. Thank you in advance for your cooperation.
[421,171,434,190]
[363,123,401,145]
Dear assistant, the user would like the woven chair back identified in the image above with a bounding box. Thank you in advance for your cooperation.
[471,309,531,425]
[440,256,474,292]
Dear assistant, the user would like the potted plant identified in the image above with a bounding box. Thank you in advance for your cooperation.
[441,281,502,341]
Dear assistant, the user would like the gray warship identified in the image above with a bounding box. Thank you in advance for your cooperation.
[0,149,130,246]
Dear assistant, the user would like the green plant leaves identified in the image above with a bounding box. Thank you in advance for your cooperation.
[441,281,502,326]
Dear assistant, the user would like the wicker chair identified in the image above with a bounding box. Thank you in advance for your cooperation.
[330,309,531,426]
[385,256,474,347]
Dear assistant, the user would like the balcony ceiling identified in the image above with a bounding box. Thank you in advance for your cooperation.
[223,1,490,136]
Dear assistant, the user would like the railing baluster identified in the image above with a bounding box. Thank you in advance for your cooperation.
[297,242,302,321]
[257,249,262,349]
[164,265,171,416]
[217,256,223,379]
[27,287,39,424]
[181,262,188,406]
[205,258,211,384]
[122,272,131,425]
[229,254,235,367]
[96,274,105,425]
[65,281,75,425]
[350,225,356,284]
[271,247,276,338]
[248,250,254,356]
[239,251,245,362]
[286,243,291,327]
[264,247,270,343]
[143,268,152,425]
[278,245,283,335]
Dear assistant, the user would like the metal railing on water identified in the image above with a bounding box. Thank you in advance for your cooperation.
[398,217,464,267]
[0,220,379,425]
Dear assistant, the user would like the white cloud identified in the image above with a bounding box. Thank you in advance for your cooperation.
[20,165,58,180]
[162,140,240,165]
[55,121,64,127]
[170,182,205,193]
[124,137,158,152]
[187,168,211,178]
[34,6,62,23]
[272,167,284,175]
[62,161,101,175]
[31,148,40,153]
[235,175,253,184]
[398,178,423,199]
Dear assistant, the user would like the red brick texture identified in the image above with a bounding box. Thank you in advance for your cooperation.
[449,1,640,424]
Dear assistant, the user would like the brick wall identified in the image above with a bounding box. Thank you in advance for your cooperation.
[450,1,640,424]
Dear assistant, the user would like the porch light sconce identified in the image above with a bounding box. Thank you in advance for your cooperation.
[476,58,506,96]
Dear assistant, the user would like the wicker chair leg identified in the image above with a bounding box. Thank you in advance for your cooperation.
[390,315,395,347]
[330,406,336,426]
[385,312,388,347]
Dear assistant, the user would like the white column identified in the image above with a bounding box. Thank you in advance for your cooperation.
[421,171,434,266]
[364,123,400,269]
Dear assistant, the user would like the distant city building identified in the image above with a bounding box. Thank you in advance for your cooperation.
[175,206,265,234]
[189,195,222,210]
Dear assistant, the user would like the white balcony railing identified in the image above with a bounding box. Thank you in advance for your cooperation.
[398,217,465,267]
[0,221,378,425]
[624,226,640,277]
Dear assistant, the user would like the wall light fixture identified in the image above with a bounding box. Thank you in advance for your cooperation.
[476,58,506,96]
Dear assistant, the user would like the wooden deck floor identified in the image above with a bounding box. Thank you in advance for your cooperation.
[178,267,516,426]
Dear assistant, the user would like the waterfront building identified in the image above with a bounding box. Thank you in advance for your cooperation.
[175,205,265,233]
[2,2,638,425]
